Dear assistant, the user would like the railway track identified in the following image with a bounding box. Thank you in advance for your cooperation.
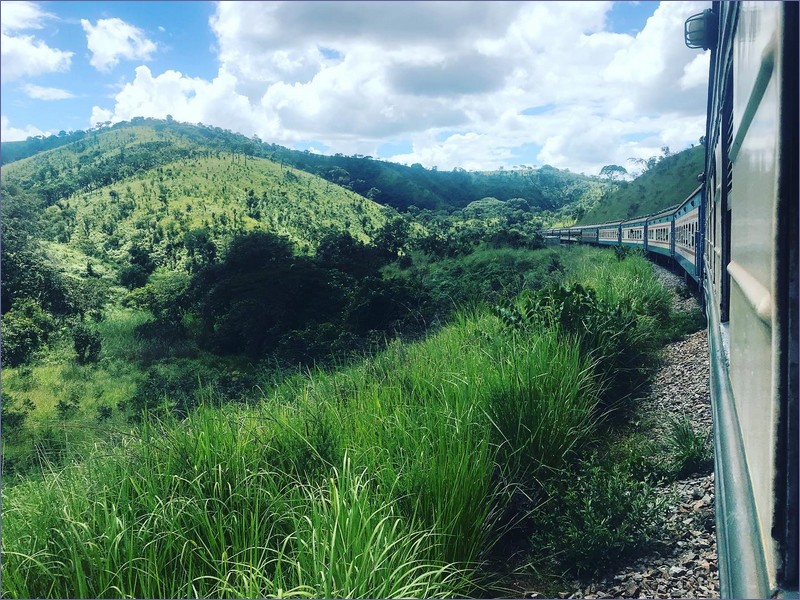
[553,266,720,599]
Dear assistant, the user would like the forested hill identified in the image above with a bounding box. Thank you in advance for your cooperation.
[1,124,393,272]
[577,144,705,224]
[1,117,605,213]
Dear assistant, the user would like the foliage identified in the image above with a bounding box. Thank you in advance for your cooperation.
[188,232,344,357]
[578,145,704,225]
[129,270,191,326]
[599,164,628,181]
[1,300,56,367]
[665,416,713,478]
[492,274,659,418]
[536,450,668,578]
[72,323,102,364]
[0,392,36,437]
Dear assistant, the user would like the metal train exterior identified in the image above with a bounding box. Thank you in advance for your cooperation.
[544,2,797,597]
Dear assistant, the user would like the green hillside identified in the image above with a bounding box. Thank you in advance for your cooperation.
[2,118,607,214]
[1,126,392,269]
[40,154,388,266]
[578,145,705,224]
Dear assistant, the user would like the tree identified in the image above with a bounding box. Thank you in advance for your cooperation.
[0,300,55,366]
[599,164,628,181]
[73,323,102,364]
[372,217,410,262]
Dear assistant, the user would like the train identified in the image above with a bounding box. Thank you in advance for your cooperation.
[543,2,797,597]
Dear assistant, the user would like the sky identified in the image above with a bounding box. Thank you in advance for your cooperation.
[0,0,711,175]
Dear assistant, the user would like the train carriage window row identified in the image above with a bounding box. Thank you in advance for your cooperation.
[648,226,671,242]
[676,220,698,249]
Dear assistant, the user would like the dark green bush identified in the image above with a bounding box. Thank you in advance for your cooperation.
[536,453,668,578]
[131,360,203,418]
[1,299,55,366]
[96,405,113,422]
[1,392,35,436]
[73,323,102,364]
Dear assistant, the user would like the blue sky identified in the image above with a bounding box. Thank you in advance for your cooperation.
[1,1,710,174]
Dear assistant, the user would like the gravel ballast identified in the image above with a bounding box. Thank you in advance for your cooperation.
[551,265,720,599]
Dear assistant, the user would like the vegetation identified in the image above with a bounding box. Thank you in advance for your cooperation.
[578,144,705,224]
[2,246,697,598]
[2,119,708,598]
[2,118,608,214]
[665,416,713,477]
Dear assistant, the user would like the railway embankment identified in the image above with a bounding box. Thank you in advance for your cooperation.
[556,266,720,599]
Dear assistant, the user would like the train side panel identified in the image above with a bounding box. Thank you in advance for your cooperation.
[598,222,622,246]
[580,226,598,244]
[674,190,702,280]
[702,1,797,596]
[620,218,647,248]
[726,1,791,590]
[646,209,676,259]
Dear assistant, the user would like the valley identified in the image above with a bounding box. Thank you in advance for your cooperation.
[1,119,708,598]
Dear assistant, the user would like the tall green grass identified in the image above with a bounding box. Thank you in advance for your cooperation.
[2,247,681,598]
[3,307,602,598]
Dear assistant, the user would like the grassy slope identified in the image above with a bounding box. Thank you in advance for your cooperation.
[1,125,393,266]
[578,145,705,224]
[60,153,390,261]
[2,248,681,599]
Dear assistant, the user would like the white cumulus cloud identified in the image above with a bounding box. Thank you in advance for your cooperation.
[0,1,72,82]
[90,1,711,174]
[1,0,50,33]
[81,17,157,72]
[22,83,76,100]
[1,115,47,141]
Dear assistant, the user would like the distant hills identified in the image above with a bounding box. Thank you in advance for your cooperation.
[2,126,393,271]
[1,118,606,214]
[0,117,707,269]
[577,145,705,224]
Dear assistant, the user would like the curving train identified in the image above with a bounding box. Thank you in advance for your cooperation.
[543,2,797,597]
[543,184,705,284]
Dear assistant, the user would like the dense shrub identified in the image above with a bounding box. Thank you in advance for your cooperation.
[1,392,35,436]
[1,299,55,366]
[536,452,668,578]
[73,323,102,364]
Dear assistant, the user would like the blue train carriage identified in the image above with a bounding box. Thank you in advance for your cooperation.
[672,186,702,281]
[565,227,581,243]
[644,206,677,259]
[620,216,647,249]
[579,225,598,244]
[687,1,797,597]
[597,221,622,246]
[542,229,560,246]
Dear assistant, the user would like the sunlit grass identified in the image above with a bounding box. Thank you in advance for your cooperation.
[1,246,684,598]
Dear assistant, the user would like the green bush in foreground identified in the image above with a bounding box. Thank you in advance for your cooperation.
[535,450,668,579]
